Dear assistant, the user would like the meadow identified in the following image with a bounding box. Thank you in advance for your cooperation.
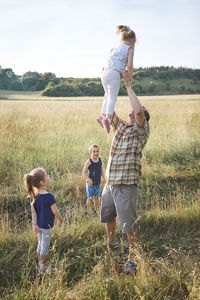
[0,91,200,299]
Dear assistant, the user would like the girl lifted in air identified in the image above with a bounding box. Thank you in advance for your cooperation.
[97,25,136,133]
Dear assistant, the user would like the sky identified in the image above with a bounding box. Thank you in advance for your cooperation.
[0,0,200,78]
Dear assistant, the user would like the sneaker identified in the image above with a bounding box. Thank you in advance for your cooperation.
[97,116,104,128]
[48,264,55,274]
[124,260,137,274]
[107,241,119,250]
[92,208,97,215]
[39,263,48,275]
[103,118,110,133]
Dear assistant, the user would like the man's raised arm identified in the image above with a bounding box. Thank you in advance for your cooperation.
[123,70,145,127]
[127,87,145,127]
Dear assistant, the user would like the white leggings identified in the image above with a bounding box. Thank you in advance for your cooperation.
[101,69,121,116]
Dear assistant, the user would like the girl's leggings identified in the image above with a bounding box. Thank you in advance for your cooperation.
[101,69,121,116]
[37,228,52,256]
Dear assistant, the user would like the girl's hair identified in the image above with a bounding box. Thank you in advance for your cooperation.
[88,144,99,153]
[116,25,136,44]
[24,168,46,205]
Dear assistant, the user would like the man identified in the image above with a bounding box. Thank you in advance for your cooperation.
[100,77,150,273]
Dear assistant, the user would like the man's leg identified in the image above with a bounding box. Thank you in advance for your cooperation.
[111,184,138,271]
[127,230,138,261]
[105,220,116,246]
[100,184,117,247]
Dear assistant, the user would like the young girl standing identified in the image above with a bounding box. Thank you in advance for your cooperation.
[83,145,106,215]
[97,25,136,133]
[24,168,63,274]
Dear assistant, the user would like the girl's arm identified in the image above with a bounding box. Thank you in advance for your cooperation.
[31,205,41,234]
[82,159,93,186]
[51,204,63,225]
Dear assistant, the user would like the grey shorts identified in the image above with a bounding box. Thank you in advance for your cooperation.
[100,184,138,234]
[37,228,52,256]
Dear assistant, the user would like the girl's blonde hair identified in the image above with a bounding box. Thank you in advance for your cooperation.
[88,144,99,154]
[116,25,136,44]
[24,168,46,205]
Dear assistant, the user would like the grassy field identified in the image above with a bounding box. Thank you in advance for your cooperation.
[0,91,200,299]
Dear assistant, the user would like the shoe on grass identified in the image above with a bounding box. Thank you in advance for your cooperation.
[124,260,137,274]
[107,241,119,250]
[39,263,48,275]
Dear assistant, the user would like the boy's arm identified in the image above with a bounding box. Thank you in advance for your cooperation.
[51,204,63,225]
[82,159,93,186]
[31,205,41,234]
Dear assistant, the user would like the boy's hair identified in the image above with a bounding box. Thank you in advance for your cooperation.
[24,168,46,205]
[116,25,136,44]
[88,144,99,153]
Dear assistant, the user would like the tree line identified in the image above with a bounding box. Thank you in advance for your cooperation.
[0,66,199,96]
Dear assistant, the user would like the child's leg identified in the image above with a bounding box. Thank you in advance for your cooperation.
[93,184,101,212]
[101,73,109,117]
[86,183,94,214]
[101,96,108,117]
[94,196,100,212]
[37,232,42,264]
[106,71,121,119]
[40,229,52,267]
[86,197,92,214]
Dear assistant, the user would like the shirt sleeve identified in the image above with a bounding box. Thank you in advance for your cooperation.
[48,194,56,207]
[134,120,150,147]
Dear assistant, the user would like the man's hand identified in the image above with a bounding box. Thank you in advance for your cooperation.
[123,69,133,88]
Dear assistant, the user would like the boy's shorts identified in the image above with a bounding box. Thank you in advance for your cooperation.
[86,182,101,198]
[100,184,138,234]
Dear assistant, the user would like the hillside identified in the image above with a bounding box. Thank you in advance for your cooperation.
[0,66,200,96]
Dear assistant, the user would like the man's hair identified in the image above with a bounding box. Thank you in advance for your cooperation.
[143,107,150,122]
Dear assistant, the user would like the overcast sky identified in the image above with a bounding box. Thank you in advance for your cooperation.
[0,0,199,77]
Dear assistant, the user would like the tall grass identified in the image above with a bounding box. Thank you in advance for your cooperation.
[0,93,200,299]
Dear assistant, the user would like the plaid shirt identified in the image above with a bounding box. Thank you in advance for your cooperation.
[106,112,150,185]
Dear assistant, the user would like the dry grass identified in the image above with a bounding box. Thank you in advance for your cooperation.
[0,92,200,299]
